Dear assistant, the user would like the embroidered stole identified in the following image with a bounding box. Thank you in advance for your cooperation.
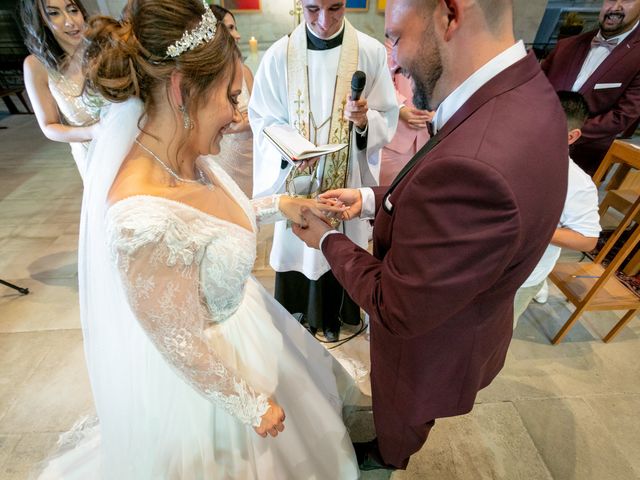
[285,20,359,196]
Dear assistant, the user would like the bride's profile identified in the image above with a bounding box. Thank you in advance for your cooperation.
[39,0,360,478]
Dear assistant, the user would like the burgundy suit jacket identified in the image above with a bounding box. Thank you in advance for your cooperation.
[542,26,640,174]
[322,53,567,425]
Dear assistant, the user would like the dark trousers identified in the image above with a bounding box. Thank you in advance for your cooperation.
[274,270,360,333]
[375,406,436,469]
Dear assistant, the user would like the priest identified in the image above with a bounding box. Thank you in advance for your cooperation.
[249,0,398,342]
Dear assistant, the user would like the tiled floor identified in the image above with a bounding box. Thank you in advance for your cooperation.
[1,113,639,480]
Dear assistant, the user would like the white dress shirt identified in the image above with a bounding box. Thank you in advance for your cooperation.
[572,21,639,92]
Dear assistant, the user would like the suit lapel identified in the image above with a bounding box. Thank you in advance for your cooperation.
[384,52,542,207]
[564,33,595,90]
[580,26,640,93]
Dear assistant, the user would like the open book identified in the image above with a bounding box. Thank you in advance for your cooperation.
[263,124,348,162]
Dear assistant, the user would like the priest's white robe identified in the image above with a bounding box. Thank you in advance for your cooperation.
[249,28,398,280]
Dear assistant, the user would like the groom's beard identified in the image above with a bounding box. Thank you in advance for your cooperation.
[412,66,441,112]
[408,24,443,112]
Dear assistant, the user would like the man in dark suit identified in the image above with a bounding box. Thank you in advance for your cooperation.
[542,0,640,175]
[293,0,568,471]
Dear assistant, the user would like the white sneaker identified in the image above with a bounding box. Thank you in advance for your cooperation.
[533,280,549,304]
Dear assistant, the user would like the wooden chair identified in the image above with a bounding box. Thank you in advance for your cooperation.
[596,140,640,276]
[593,140,640,192]
[0,85,32,114]
[549,195,640,343]
[599,186,640,277]
[0,15,32,115]
[548,140,640,344]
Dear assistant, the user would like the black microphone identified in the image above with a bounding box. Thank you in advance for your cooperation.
[350,71,367,151]
[350,70,366,102]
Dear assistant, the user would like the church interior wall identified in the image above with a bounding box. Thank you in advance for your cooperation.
[93,0,549,68]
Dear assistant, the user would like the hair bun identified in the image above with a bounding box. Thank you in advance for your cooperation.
[82,0,240,122]
[83,16,143,103]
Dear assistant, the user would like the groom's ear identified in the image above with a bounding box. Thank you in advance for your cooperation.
[169,71,185,109]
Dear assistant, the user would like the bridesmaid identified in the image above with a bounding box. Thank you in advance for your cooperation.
[21,0,106,182]
[208,4,255,198]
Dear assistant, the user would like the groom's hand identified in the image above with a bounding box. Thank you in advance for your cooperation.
[254,399,286,438]
[318,188,362,220]
[293,207,334,250]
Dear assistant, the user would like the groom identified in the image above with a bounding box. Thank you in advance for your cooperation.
[294,0,568,471]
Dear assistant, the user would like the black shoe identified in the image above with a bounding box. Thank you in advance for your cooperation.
[323,328,340,343]
[353,439,398,472]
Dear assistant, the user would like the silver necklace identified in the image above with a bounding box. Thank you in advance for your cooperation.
[135,139,213,190]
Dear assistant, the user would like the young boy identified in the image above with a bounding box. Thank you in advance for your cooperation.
[513,91,602,327]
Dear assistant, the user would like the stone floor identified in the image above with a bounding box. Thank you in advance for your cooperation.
[1,113,639,480]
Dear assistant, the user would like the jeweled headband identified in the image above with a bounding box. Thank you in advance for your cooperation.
[165,0,217,58]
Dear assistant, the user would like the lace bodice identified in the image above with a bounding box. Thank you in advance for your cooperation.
[105,162,284,426]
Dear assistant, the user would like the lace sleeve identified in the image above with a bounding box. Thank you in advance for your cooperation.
[251,194,286,226]
[108,204,270,427]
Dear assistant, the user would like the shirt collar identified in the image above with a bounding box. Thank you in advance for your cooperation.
[595,19,639,45]
[306,20,345,51]
[433,40,527,134]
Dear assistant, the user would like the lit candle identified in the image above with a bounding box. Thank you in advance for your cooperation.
[249,36,258,54]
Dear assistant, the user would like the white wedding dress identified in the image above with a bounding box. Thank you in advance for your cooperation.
[38,99,360,479]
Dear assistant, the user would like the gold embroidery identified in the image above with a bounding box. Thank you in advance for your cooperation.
[285,20,359,200]
[293,89,308,138]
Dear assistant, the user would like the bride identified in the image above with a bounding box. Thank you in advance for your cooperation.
[41,0,360,478]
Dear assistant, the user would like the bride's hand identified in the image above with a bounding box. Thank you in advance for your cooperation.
[279,196,346,227]
[254,399,285,438]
